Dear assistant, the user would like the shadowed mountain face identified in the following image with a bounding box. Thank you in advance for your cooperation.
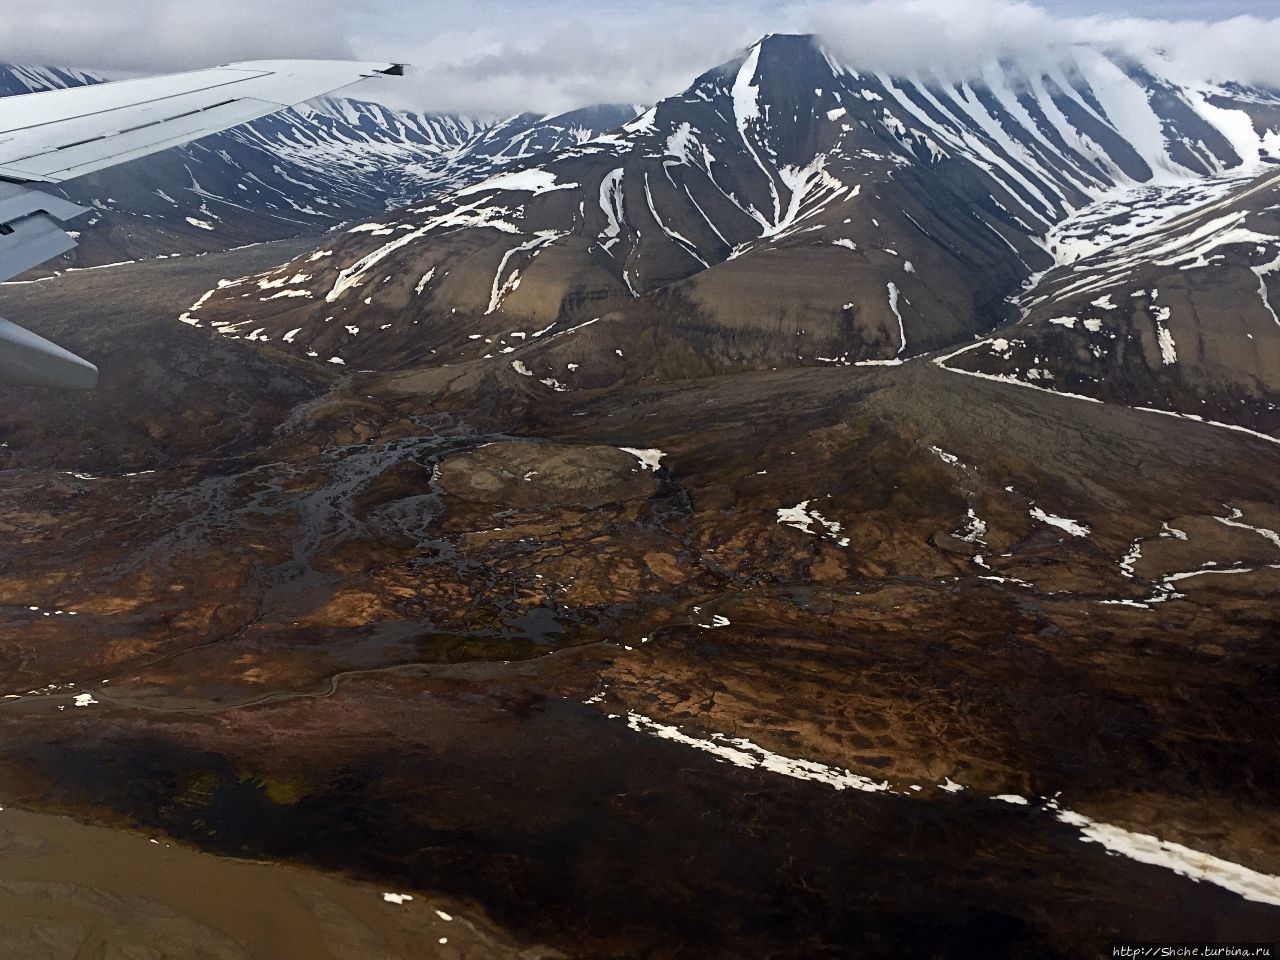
[3,32,1280,960]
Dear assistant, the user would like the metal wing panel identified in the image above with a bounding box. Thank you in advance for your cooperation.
[206,60,404,107]
[0,316,98,390]
[0,60,401,182]
[0,182,87,223]
[0,182,88,283]
[0,211,79,281]
[0,66,270,129]
[0,100,276,181]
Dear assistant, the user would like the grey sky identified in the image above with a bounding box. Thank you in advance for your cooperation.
[1041,0,1276,14]
[3,0,1280,116]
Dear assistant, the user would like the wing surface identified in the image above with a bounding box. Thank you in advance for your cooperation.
[0,60,403,182]
[0,59,402,389]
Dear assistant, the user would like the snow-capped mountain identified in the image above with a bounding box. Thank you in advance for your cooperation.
[0,66,632,267]
[0,65,101,97]
[192,32,1280,430]
[406,104,641,195]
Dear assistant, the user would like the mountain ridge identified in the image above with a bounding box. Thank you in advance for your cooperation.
[185,32,1280,439]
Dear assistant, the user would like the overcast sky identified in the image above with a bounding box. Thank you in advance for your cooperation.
[4,0,1280,115]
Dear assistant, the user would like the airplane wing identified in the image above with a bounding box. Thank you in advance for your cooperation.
[0,59,403,389]
[0,316,98,390]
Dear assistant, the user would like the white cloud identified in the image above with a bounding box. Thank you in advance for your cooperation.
[0,0,363,74]
[808,1,1280,89]
[808,0,1067,80]
[351,0,775,115]
[4,0,1280,117]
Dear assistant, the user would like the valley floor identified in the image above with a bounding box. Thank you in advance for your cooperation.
[1,242,1279,958]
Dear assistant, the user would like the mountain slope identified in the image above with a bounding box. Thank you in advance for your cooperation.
[940,167,1280,434]
[406,103,639,195]
[188,34,1280,399]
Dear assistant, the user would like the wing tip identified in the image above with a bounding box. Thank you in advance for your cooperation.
[0,317,99,390]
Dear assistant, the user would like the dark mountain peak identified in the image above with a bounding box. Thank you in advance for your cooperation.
[692,33,829,91]
[556,103,641,131]
[752,32,823,55]
[721,33,829,75]
[747,33,838,91]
